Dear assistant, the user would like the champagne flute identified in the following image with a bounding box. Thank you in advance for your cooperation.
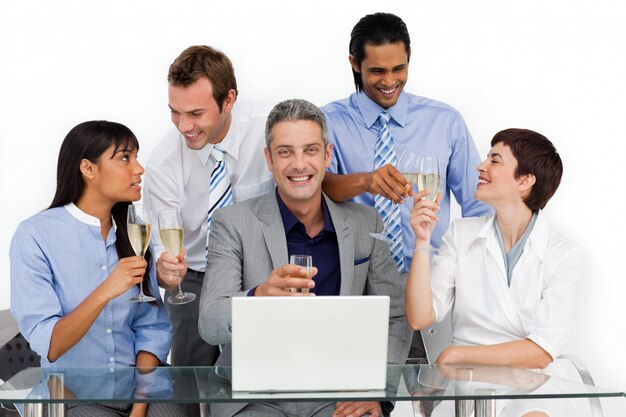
[369,151,420,243]
[159,208,196,305]
[416,156,441,251]
[288,255,312,293]
[397,150,421,191]
[127,203,157,302]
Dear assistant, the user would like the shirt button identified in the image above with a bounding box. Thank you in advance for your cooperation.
[109,357,115,362]
[101,265,107,270]
[106,328,112,334]
[109,367,115,373]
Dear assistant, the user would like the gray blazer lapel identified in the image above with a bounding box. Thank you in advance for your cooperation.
[324,194,354,295]
[258,192,289,268]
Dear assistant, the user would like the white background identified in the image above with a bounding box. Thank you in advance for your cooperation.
[1,0,624,414]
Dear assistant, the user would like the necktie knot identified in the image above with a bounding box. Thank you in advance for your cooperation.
[211,145,227,162]
[379,111,391,125]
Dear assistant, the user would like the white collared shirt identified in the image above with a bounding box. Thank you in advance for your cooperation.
[144,101,275,271]
[430,212,582,360]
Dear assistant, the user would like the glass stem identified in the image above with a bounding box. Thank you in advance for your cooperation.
[176,273,184,297]
[138,253,146,295]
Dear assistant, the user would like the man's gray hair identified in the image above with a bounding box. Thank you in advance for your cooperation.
[265,99,329,149]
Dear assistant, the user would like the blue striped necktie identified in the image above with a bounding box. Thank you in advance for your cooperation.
[206,145,233,258]
[374,111,405,271]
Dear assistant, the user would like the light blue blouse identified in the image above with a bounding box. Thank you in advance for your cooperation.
[10,203,172,369]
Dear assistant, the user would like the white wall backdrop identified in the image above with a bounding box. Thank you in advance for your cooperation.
[1,0,624,414]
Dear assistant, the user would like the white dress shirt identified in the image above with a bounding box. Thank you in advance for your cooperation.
[145,101,275,272]
[431,212,582,361]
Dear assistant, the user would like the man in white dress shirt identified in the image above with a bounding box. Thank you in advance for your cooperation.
[144,46,274,383]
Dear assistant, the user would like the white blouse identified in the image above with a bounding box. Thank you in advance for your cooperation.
[431,212,582,361]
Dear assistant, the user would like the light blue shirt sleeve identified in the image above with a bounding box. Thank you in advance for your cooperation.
[10,220,63,362]
[322,92,492,272]
[445,112,494,218]
[10,206,172,368]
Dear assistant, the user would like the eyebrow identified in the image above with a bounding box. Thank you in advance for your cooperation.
[114,147,135,155]
[168,105,203,113]
[274,142,322,150]
[488,152,504,160]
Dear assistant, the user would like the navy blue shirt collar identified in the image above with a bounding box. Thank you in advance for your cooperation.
[276,189,335,237]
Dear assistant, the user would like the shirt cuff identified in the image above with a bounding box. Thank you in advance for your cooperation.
[527,334,558,361]
[247,286,258,297]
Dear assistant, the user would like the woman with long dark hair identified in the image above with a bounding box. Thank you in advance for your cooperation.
[10,121,183,417]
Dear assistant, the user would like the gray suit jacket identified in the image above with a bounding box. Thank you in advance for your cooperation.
[198,191,411,416]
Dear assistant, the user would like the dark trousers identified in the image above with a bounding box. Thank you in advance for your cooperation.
[407,330,427,362]
[166,269,221,417]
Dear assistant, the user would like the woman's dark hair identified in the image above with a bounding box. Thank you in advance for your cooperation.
[49,120,155,301]
[349,12,411,92]
[491,128,563,212]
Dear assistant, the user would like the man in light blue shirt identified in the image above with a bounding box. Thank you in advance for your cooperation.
[322,12,491,264]
[321,12,491,360]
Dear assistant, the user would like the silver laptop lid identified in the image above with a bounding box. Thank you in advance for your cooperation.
[231,295,390,392]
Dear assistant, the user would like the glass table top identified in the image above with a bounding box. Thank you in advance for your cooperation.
[0,364,622,404]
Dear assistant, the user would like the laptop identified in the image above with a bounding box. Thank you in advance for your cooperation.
[231,295,390,393]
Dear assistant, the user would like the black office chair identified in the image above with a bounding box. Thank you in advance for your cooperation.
[0,309,41,417]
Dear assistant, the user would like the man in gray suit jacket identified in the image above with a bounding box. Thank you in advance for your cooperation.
[199,99,411,417]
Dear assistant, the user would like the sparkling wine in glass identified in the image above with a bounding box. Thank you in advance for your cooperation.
[159,208,196,305]
[416,156,441,252]
[397,150,421,192]
[370,151,420,243]
[127,203,157,302]
[289,255,312,293]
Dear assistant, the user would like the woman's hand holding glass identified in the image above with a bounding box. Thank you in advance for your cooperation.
[410,189,441,252]
[127,203,157,302]
[97,256,147,301]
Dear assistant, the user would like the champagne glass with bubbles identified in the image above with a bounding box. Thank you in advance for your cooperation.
[397,150,421,190]
[416,156,441,251]
[369,151,420,243]
[159,208,196,305]
[127,203,157,302]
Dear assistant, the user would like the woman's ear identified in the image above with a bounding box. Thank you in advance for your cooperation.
[79,159,96,180]
[518,173,536,192]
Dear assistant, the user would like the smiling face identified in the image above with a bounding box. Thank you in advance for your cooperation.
[85,144,144,204]
[350,42,409,109]
[264,120,332,211]
[475,142,534,209]
[168,77,235,150]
